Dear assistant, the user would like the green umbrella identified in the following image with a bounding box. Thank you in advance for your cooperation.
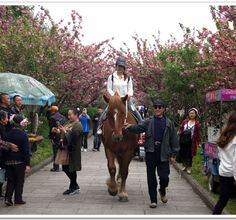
[0,72,55,106]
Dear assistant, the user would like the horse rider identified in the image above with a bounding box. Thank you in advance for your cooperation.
[124,100,180,208]
[97,57,143,134]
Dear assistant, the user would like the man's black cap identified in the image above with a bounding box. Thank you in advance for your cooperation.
[153,100,165,107]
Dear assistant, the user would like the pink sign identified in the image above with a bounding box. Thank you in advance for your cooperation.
[204,143,219,158]
[206,89,236,103]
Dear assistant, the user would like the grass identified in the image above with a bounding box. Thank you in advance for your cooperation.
[29,116,52,167]
[179,148,236,214]
[30,138,52,167]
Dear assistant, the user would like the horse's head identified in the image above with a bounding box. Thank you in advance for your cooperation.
[104,92,128,142]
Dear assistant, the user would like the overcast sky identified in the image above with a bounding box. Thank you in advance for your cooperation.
[33,2,219,52]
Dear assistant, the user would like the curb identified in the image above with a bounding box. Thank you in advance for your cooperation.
[26,156,53,178]
[173,162,230,215]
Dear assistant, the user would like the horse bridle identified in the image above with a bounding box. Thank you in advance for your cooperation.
[110,100,128,133]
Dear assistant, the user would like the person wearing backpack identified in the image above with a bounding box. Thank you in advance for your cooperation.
[177,108,201,175]
[49,106,67,172]
[97,57,143,134]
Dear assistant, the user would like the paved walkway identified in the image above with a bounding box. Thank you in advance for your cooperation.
[0,137,211,215]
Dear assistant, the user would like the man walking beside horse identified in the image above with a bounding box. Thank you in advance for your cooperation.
[125,100,179,208]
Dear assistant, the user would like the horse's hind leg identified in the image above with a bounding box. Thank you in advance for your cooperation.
[105,148,118,196]
[118,152,133,202]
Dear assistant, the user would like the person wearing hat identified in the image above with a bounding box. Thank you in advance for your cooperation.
[97,57,143,134]
[49,106,67,172]
[124,100,179,208]
[177,108,201,175]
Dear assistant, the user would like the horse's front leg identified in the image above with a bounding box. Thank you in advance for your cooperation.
[105,148,118,196]
[116,156,122,186]
[118,151,133,202]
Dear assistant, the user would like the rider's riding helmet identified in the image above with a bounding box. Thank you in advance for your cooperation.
[116,57,126,69]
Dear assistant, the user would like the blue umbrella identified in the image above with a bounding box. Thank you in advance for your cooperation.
[0,72,55,106]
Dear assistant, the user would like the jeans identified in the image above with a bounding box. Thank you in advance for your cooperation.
[5,163,25,203]
[93,132,101,150]
[82,132,89,149]
[52,143,59,170]
[145,147,170,203]
[0,168,5,183]
[62,165,78,190]
[98,98,143,127]
[213,176,235,214]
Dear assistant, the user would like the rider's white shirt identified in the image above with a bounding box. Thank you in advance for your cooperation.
[107,71,133,97]
[218,135,236,180]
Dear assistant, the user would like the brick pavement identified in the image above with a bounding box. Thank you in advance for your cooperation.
[0,137,211,215]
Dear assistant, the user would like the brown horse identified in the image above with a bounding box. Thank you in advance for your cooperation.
[101,92,139,202]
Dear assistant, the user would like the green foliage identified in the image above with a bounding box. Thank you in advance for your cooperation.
[61,106,98,118]
[30,115,52,167]
[36,116,49,137]
[30,138,52,167]
[146,87,159,102]
[0,62,4,72]
[86,107,99,118]
[60,107,70,117]
[163,62,187,93]
[8,6,35,18]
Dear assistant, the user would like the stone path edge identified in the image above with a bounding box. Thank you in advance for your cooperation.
[173,162,230,215]
[26,156,53,178]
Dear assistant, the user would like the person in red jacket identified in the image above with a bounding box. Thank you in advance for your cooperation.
[177,108,201,174]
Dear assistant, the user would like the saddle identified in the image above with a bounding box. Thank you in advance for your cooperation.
[129,111,139,123]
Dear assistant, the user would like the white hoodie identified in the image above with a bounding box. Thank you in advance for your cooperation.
[218,136,236,180]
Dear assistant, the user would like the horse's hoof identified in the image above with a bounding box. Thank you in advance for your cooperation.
[119,196,128,202]
[108,189,118,196]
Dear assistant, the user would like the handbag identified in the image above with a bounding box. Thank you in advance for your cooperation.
[55,148,69,165]
[179,123,193,146]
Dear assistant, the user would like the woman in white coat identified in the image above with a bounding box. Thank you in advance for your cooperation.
[213,111,236,214]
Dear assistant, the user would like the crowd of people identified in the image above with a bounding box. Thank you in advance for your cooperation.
[0,93,30,206]
[0,56,235,215]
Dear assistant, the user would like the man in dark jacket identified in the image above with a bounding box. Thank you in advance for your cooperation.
[125,100,179,208]
[10,95,24,116]
[92,107,103,151]
[49,106,67,172]
[0,93,12,132]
